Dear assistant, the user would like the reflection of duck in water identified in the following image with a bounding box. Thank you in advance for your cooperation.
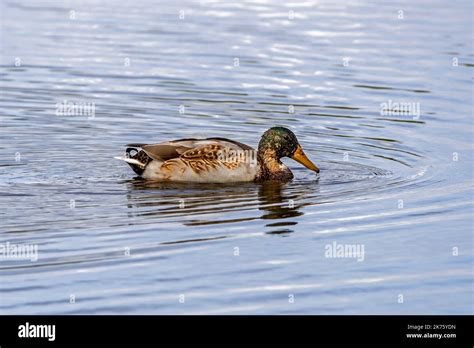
[124,179,317,236]
[259,181,304,235]
[116,127,319,183]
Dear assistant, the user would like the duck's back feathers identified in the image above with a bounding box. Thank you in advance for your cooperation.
[120,138,259,182]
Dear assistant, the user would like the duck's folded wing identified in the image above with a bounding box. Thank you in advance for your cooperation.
[178,142,257,172]
[127,138,254,162]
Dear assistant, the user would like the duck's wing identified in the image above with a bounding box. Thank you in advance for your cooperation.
[176,140,257,173]
[158,142,258,182]
[127,137,254,162]
[123,138,258,182]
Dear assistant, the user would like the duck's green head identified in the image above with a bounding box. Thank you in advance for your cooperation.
[258,127,320,173]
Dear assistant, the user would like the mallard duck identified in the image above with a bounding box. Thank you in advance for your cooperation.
[115,127,319,183]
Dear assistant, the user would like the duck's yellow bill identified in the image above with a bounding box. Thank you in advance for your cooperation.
[291,145,320,173]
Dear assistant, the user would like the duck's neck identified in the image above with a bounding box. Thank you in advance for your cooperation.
[255,149,293,181]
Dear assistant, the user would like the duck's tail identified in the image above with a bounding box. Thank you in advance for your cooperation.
[115,146,152,176]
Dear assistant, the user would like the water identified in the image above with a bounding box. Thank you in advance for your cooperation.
[0,0,472,314]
